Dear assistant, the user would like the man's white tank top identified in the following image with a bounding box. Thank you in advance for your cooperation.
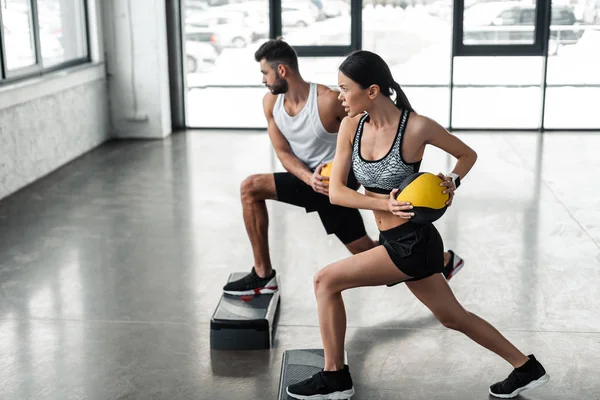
[272,82,337,170]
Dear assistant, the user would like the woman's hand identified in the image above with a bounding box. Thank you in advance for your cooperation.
[437,173,455,206]
[387,189,414,219]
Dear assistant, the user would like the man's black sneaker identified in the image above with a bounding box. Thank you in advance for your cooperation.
[443,249,464,281]
[222,267,278,296]
[489,354,550,398]
[287,365,354,400]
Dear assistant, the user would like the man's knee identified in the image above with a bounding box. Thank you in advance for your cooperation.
[241,174,273,203]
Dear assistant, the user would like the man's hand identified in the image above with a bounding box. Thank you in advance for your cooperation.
[310,164,329,196]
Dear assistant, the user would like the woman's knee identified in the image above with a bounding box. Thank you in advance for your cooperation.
[313,266,337,296]
[437,310,469,331]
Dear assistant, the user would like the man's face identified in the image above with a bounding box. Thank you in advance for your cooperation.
[260,59,288,95]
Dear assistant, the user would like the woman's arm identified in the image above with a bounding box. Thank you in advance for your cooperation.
[413,114,477,205]
[416,115,478,181]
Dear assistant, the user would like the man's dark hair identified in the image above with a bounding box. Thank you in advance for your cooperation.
[254,39,299,72]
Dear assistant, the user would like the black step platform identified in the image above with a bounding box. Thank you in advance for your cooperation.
[278,349,349,400]
[210,272,280,350]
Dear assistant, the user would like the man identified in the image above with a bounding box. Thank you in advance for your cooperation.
[223,39,463,295]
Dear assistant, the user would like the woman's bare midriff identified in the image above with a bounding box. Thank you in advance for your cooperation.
[365,190,410,231]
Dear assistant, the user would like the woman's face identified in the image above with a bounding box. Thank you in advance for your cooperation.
[337,71,370,118]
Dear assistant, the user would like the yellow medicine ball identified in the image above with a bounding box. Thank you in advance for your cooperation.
[396,172,449,224]
[321,161,333,181]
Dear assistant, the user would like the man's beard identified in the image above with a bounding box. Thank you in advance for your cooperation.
[269,74,288,95]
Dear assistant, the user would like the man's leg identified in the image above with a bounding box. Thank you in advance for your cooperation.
[240,174,277,278]
[223,174,278,295]
[344,235,377,255]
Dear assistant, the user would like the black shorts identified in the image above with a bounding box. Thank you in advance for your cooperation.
[378,222,444,281]
[274,171,366,244]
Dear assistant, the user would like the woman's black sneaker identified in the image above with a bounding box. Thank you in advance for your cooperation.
[489,354,549,398]
[286,364,354,400]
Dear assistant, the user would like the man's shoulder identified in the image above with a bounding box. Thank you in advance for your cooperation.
[263,91,278,115]
[314,84,343,121]
[315,83,340,101]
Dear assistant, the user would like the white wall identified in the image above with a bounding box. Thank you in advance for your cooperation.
[0,0,177,201]
[0,0,110,202]
[102,0,172,139]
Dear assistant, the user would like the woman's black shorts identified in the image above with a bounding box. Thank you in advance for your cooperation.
[378,221,444,281]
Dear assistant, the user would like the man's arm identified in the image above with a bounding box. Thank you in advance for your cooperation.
[263,94,314,186]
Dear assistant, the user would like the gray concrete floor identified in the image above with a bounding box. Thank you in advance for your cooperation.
[0,130,599,400]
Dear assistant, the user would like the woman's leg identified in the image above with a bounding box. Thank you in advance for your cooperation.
[313,245,413,371]
[405,274,529,368]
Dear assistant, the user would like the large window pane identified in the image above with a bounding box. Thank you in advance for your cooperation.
[453,86,541,128]
[184,0,267,63]
[544,0,600,129]
[186,55,344,128]
[1,0,36,71]
[187,86,266,128]
[37,0,88,67]
[544,87,600,129]
[452,56,543,129]
[362,2,451,125]
[282,0,351,46]
[463,1,537,46]
[183,0,269,128]
[404,87,450,127]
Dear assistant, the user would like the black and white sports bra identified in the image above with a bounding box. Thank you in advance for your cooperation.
[351,109,421,195]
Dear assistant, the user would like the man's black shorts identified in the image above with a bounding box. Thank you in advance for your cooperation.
[274,170,367,244]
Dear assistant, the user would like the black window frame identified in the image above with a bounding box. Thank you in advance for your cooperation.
[453,0,551,57]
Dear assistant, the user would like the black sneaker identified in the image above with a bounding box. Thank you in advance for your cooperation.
[443,250,464,281]
[489,355,550,398]
[222,267,278,296]
[287,365,354,400]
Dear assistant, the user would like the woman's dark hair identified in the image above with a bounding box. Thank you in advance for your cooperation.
[254,38,299,72]
[339,50,414,112]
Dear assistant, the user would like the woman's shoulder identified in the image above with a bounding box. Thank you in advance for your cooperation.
[340,113,366,132]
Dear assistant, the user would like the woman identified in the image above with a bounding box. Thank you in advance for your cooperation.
[285,51,549,400]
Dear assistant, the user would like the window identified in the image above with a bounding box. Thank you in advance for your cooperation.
[544,0,600,129]
[180,0,600,130]
[38,0,88,67]
[281,0,351,46]
[0,0,89,81]
[362,0,452,126]
[456,0,548,56]
[1,0,37,72]
[520,9,536,26]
